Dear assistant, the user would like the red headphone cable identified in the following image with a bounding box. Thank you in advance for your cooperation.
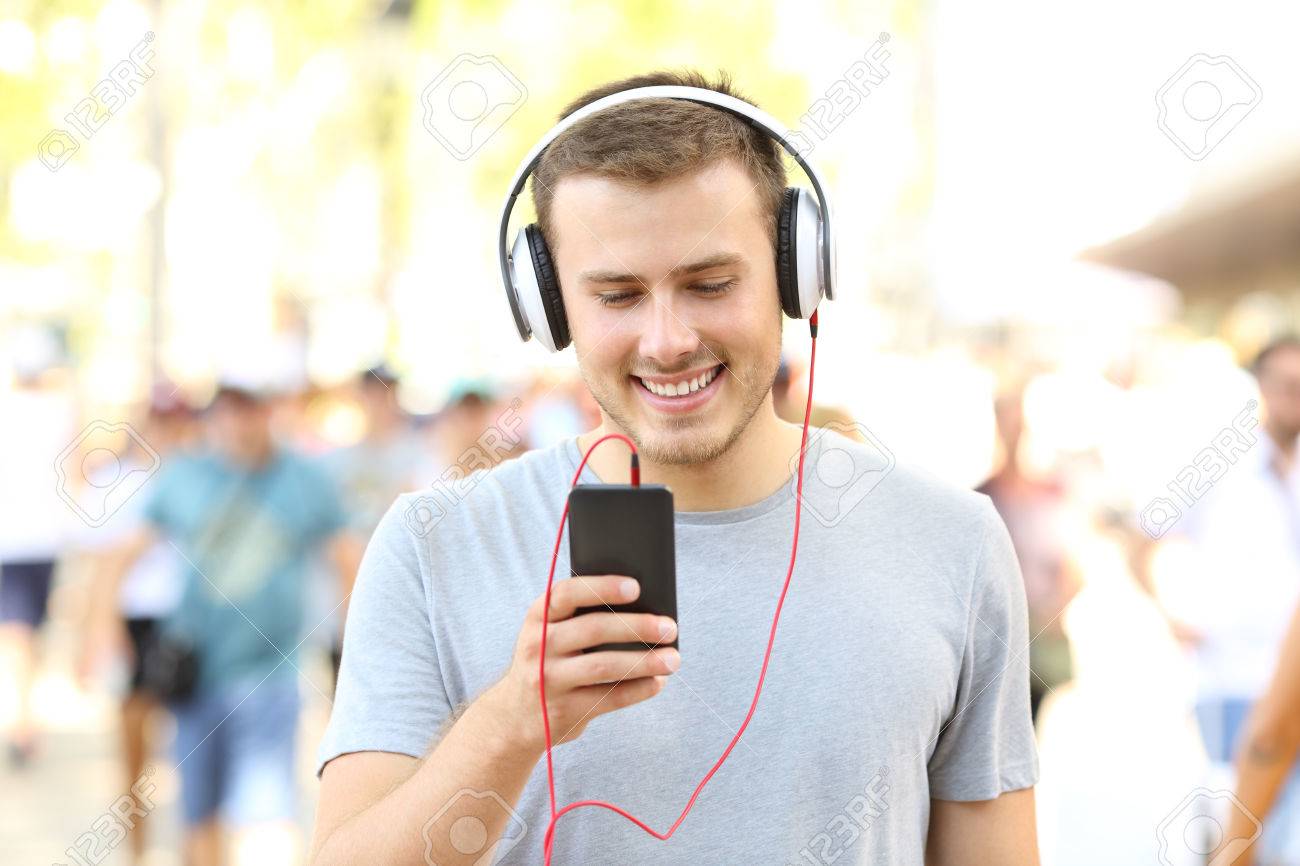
[537,310,819,863]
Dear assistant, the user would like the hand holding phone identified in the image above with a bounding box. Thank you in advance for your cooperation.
[487,574,679,751]
[483,483,681,753]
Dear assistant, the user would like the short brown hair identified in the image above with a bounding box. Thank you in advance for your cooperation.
[531,70,787,252]
[1252,334,1300,378]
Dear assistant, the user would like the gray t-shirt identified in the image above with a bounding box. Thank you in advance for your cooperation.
[318,429,1039,865]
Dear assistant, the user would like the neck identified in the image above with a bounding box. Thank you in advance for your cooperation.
[1266,420,1297,476]
[367,413,401,442]
[577,399,806,512]
[1267,420,1296,451]
[225,444,274,471]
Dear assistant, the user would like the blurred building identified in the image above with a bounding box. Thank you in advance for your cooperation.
[1084,153,1300,349]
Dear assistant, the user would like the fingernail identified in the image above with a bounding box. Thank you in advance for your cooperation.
[659,618,676,639]
[663,649,681,671]
[621,578,638,598]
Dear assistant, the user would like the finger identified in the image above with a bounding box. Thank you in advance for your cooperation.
[546,646,680,690]
[546,612,676,655]
[570,675,667,717]
[532,575,639,622]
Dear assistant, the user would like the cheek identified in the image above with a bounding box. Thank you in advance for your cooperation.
[573,331,633,384]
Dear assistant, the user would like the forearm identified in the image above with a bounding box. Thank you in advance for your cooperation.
[1229,709,1300,863]
[312,684,543,866]
[86,534,150,630]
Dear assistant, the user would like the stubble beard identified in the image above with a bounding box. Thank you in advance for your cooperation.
[580,340,782,467]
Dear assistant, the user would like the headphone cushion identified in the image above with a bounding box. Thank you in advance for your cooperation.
[775,187,801,318]
[525,224,570,351]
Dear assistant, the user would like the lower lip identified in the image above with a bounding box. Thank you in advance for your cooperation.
[634,366,725,414]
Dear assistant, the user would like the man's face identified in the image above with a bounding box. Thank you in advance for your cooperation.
[360,380,398,421]
[208,397,272,466]
[549,159,783,466]
[1260,346,1300,438]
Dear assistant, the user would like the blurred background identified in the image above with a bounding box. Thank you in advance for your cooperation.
[3,0,1300,863]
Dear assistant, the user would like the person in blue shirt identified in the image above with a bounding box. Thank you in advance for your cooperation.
[97,384,363,866]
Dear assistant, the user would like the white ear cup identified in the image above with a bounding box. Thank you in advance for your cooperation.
[792,187,827,318]
[508,228,559,353]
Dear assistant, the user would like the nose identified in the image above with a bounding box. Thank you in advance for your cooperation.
[638,291,700,367]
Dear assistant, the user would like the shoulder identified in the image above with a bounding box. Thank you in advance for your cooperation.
[810,426,998,532]
[808,427,1004,581]
[386,440,573,548]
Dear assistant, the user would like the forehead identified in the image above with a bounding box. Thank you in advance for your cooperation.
[547,159,770,261]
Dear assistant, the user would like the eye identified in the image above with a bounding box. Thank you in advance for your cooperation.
[594,291,642,308]
[692,279,735,296]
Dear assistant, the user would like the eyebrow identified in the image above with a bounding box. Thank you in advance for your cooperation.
[577,252,744,287]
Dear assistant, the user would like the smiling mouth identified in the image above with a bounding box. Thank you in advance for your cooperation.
[634,364,724,398]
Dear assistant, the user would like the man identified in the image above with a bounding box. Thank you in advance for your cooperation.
[100,384,362,866]
[977,385,1080,726]
[320,367,425,682]
[79,388,196,865]
[1169,335,1300,863]
[312,71,1039,865]
[325,368,425,540]
[0,361,76,767]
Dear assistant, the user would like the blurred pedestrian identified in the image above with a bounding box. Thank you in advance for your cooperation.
[772,354,862,435]
[0,364,76,768]
[319,367,423,683]
[324,368,424,537]
[1168,335,1300,863]
[78,388,196,864]
[521,372,591,450]
[96,384,363,866]
[426,379,523,472]
[977,386,1082,724]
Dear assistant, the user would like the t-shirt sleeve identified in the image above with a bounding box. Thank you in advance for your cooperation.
[315,495,454,775]
[926,498,1041,800]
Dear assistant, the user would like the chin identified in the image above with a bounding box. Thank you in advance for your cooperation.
[634,423,737,466]
[623,393,758,467]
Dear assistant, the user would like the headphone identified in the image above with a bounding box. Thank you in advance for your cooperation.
[497,85,837,352]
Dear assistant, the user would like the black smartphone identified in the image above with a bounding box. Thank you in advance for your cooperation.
[568,483,677,653]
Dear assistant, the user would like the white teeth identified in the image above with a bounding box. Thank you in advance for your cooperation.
[640,366,720,398]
